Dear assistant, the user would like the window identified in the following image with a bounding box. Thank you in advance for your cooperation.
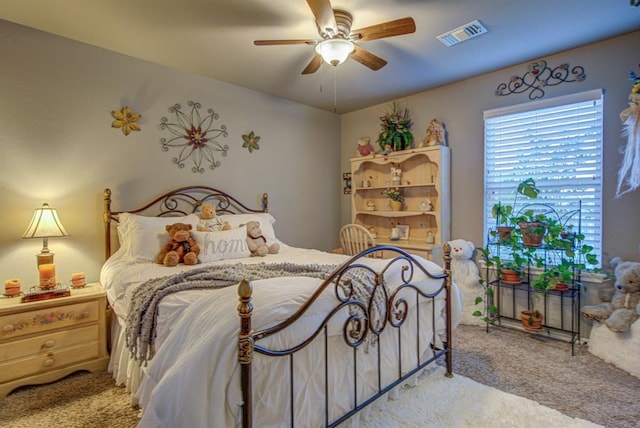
[483,89,603,265]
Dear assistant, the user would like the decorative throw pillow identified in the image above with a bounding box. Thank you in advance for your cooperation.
[118,213,200,262]
[193,226,250,262]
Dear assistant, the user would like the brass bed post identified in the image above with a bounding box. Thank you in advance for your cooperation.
[442,242,453,378]
[103,188,112,261]
[238,279,254,428]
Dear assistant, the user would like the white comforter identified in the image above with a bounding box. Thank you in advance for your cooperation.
[100,244,462,427]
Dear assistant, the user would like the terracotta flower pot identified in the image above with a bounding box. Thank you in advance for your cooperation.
[500,269,521,285]
[497,226,514,242]
[520,310,544,332]
[519,221,545,247]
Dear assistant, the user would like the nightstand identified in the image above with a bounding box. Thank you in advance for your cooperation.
[0,283,109,399]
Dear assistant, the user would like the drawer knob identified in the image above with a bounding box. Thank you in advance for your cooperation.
[2,324,15,333]
[44,358,54,367]
[44,340,55,348]
[80,311,89,318]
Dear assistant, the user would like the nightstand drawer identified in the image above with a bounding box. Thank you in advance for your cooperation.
[0,325,98,361]
[0,300,99,341]
[0,341,100,383]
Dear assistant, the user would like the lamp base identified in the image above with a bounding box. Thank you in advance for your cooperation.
[36,253,54,266]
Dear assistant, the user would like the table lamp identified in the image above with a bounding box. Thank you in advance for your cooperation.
[22,202,69,266]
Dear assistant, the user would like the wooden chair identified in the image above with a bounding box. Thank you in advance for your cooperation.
[339,224,377,256]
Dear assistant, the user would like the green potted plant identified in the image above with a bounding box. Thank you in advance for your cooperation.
[490,178,540,241]
[377,101,414,152]
[520,293,544,332]
[531,225,600,292]
[513,210,548,247]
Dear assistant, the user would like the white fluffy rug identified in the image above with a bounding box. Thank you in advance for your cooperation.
[356,366,601,428]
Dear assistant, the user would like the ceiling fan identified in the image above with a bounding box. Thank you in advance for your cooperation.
[253,0,416,74]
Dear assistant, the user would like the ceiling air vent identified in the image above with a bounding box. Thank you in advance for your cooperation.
[436,20,487,47]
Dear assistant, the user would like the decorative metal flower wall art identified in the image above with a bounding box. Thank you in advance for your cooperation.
[242,131,260,153]
[495,60,586,100]
[159,101,229,173]
[111,106,141,135]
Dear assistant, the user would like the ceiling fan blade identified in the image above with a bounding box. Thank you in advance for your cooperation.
[306,0,337,35]
[301,54,323,74]
[350,45,387,71]
[351,17,416,42]
[254,39,317,46]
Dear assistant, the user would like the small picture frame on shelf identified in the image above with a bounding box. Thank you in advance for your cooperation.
[396,225,410,240]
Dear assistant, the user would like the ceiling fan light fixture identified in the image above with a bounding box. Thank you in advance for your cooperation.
[315,39,355,66]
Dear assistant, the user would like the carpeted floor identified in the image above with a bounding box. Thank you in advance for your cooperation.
[1,324,638,427]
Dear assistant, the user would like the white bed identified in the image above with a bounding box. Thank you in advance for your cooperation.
[100,186,462,427]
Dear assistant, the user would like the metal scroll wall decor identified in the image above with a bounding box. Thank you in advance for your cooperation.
[495,60,586,100]
[159,101,229,173]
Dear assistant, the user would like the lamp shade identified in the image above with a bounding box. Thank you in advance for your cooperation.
[315,39,355,66]
[22,203,69,239]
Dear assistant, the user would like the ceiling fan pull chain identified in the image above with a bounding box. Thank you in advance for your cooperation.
[333,67,337,113]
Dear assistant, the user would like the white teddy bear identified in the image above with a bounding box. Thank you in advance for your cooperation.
[448,239,484,326]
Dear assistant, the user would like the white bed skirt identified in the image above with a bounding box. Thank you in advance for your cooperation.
[108,315,144,405]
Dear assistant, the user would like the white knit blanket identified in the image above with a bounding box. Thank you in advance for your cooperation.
[126,262,380,364]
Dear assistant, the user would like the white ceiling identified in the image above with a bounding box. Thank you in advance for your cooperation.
[1,0,639,114]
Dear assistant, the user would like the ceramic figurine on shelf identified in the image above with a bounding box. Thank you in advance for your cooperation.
[426,231,435,244]
[366,200,376,211]
[391,165,402,186]
[419,118,447,147]
[419,199,433,212]
[368,226,377,239]
[390,227,401,241]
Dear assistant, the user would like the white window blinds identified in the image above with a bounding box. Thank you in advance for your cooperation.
[483,89,603,263]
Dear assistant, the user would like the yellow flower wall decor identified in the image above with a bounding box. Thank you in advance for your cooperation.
[242,131,260,153]
[111,106,141,136]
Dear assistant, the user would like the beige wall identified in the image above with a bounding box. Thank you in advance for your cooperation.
[341,30,640,267]
[0,20,341,287]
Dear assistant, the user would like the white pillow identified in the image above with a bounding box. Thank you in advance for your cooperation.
[222,213,278,242]
[118,213,200,262]
[193,226,250,262]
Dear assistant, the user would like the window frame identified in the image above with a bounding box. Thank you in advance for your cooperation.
[483,89,603,265]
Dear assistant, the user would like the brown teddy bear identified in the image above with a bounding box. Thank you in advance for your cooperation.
[581,257,640,332]
[156,222,201,266]
[245,220,279,257]
[196,204,231,232]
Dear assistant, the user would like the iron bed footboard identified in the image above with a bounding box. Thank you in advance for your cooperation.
[238,244,453,428]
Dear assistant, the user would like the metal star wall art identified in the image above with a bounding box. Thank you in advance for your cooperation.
[159,101,229,173]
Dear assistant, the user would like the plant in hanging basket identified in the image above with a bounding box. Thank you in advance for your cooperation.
[377,101,414,152]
